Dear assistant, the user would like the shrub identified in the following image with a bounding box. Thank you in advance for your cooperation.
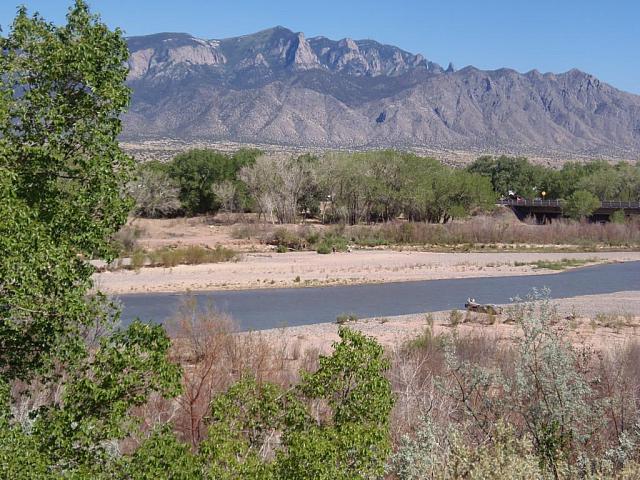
[336,313,358,324]
[387,292,640,478]
[317,233,349,254]
[404,326,438,351]
[268,227,313,250]
[112,225,143,255]
[448,309,463,326]
[130,248,147,271]
[122,246,237,270]
[196,328,393,479]
[610,210,626,224]
[316,243,332,254]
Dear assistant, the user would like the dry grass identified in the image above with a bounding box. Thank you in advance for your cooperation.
[346,217,640,249]
[514,257,600,270]
[112,245,237,271]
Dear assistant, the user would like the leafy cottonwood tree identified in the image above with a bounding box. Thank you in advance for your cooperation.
[0,0,136,380]
[563,190,601,220]
[168,148,258,215]
[0,2,181,477]
[321,151,495,225]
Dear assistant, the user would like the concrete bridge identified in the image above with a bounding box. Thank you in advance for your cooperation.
[498,199,640,222]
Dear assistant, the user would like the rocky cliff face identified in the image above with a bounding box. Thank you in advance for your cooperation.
[123,27,640,158]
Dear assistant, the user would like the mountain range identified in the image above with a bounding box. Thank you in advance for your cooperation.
[123,26,640,159]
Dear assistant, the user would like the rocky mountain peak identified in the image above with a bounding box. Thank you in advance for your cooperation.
[286,32,321,70]
[123,27,640,159]
[126,33,226,80]
[339,38,359,51]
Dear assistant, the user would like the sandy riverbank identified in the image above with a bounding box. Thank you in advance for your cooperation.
[255,290,640,355]
[94,250,640,294]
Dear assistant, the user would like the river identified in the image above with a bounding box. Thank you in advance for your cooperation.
[116,261,640,330]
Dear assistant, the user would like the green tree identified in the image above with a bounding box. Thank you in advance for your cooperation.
[0,0,135,380]
[576,168,622,201]
[0,2,181,477]
[467,156,544,199]
[168,148,257,215]
[198,328,394,479]
[563,190,601,219]
[112,427,203,479]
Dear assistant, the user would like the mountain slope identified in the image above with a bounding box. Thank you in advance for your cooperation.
[123,27,640,157]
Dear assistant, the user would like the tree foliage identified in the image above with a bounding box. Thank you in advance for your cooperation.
[564,190,601,220]
[0,2,181,477]
[468,156,640,203]
[320,151,495,225]
[167,148,258,215]
[198,327,394,479]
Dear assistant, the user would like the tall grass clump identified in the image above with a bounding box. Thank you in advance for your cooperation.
[121,245,237,270]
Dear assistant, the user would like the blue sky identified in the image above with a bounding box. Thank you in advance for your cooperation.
[1,0,638,94]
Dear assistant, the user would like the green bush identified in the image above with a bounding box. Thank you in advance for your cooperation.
[270,227,306,250]
[319,233,349,253]
[198,328,393,479]
[563,189,601,219]
[336,313,358,324]
[610,209,626,224]
[316,243,332,254]
[130,248,147,271]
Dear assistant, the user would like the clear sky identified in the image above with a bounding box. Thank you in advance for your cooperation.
[1,0,638,94]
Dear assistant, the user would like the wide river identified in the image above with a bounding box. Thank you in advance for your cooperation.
[116,261,640,331]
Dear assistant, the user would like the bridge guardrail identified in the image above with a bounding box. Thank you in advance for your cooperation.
[498,199,640,209]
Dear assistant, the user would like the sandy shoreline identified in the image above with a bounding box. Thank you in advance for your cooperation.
[256,290,640,354]
[94,250,640,294]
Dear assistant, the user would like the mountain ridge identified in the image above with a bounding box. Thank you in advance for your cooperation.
[122,26,640,159]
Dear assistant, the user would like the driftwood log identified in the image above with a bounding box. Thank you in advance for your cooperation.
[465,298,503,315]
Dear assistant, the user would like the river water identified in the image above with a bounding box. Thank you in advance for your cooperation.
[116,261,640,331]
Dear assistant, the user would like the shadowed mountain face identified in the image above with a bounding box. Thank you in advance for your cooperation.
[124,27,640,157]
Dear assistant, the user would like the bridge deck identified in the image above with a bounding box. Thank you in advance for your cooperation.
[497,199,640,220]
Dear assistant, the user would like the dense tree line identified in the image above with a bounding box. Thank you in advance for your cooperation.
[133,151,639,224]
[467,155,640,202]
[135,150,497,224]
[133,148,260,217]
